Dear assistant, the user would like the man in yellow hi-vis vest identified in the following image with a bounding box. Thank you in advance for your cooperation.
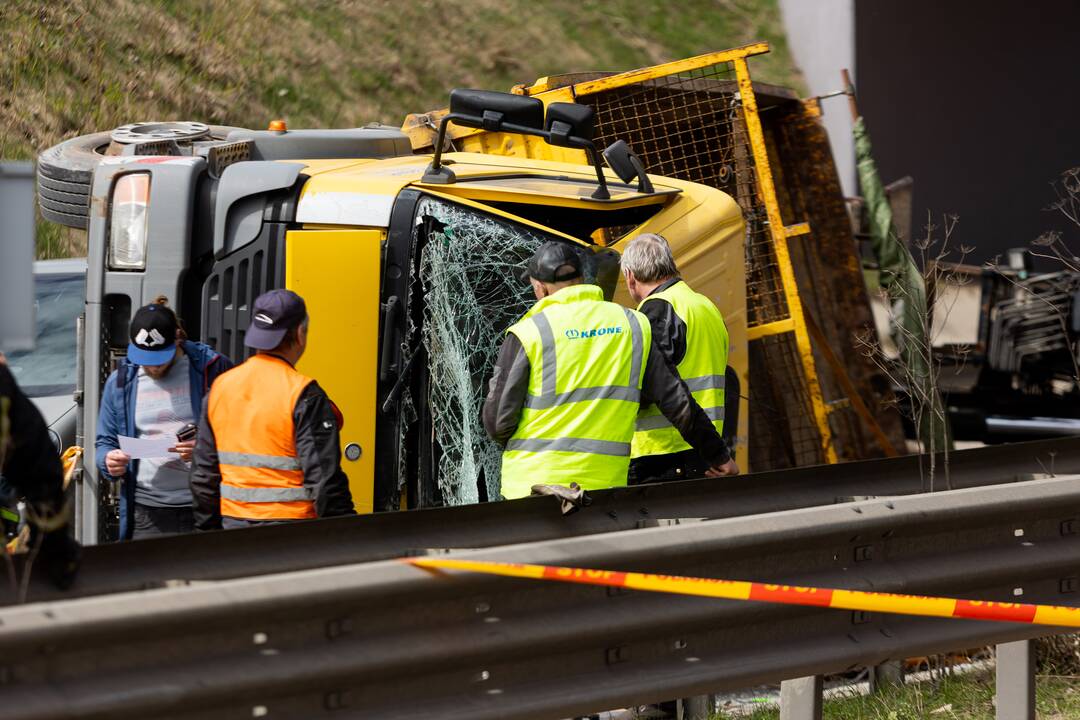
[483,241,733,499]
[622,233,739,484]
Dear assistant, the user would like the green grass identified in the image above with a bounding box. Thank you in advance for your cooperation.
[0,0,802,258]
[716,672,1080,719]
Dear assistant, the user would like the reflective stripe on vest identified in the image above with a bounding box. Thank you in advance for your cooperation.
[505,437,631,456]
[632,281,729,459]
[636,393,725,431]
[522,309,644,409]
[220,485,314,502]
[217,451,302,471]
[500,284,651,499]
[208,354,317,521]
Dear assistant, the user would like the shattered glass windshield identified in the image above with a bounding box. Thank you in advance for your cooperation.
[401,196,603,505]
[403,197,545,504]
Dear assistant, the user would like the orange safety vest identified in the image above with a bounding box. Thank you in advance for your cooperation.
[207,353,317,521]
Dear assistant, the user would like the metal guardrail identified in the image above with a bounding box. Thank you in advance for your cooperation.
[3,476,1080,719]
[8,435,1078,606]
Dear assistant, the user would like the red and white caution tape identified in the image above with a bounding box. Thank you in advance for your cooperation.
[408,557,1080,628]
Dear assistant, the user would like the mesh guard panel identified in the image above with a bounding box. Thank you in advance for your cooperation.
[579,63,789,327]
[579,61,828,469]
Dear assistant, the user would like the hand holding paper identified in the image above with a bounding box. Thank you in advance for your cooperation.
[118,434,180,460]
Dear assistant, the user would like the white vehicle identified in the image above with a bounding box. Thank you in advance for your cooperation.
[5,258,87,453]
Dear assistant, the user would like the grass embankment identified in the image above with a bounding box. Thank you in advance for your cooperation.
[718,672,1080,719]
[0,0,801,258]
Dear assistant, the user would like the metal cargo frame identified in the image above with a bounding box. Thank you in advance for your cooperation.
[764,97,907,463]
[520,44,839,468]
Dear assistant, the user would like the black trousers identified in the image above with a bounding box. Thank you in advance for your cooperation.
[627,449,710,486]
[132,503,196,539]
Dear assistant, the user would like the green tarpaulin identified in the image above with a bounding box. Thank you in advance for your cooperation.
[854,116,951,452]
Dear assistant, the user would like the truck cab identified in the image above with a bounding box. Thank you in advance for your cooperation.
[50,91,746,543]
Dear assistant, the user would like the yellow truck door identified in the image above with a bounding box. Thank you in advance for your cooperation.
[285,228,382,514]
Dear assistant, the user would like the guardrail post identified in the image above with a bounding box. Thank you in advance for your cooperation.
[681,694,717,719]
[996,640,1035,720]
[780,676,823,720]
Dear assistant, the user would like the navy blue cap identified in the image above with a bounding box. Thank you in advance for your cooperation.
[523,241,583,283]
[245,289,307,350]
[127,304,178,366]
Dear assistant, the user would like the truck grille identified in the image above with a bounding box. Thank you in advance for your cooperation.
[201,227,286,363]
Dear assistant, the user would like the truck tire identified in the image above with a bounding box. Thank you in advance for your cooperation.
[37,132,109,229]
[37,123,246,230]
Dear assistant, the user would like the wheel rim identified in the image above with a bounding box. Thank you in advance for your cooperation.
[110,121,212,144]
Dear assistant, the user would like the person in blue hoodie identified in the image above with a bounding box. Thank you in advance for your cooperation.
[95,298,233,540]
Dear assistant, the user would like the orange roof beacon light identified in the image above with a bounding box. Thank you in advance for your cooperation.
[268,119,288,133]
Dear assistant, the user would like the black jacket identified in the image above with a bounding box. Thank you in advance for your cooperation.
[0,364,64,509]
[191,377,355,531]
[633,278,735,477]
[482,311,730,466]
[2,364,81,591]
[639,278,689,365]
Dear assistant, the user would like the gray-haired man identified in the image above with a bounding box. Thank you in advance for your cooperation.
[622,233,739,483]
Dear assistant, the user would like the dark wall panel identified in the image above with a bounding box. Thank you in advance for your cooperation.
[856,0,1080,263]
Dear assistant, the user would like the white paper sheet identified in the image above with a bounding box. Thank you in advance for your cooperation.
[118,434,179,460]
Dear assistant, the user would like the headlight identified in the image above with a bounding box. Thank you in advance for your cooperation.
[108,173,150,270]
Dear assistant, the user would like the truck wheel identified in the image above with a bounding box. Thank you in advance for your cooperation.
[37,131,110,229]
[37,123,245,229]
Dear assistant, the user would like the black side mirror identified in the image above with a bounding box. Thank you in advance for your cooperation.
[423,90,612,200]
[449,89,545,132]
[545,103,595,147]
[425,90,545,183]
[603,140,653,194]
[592,247,622,301]
[544,103,609,200]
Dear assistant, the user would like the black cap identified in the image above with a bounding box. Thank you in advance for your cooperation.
[245,289,307,350]
[524,241,583,283]
[127,304,179,366]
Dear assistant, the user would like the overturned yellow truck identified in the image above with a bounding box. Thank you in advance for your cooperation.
[38,43,897,543]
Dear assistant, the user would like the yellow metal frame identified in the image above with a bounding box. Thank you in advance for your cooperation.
[405,43,774,151]
[537,42,771,97]
[746,318,794,340]
[732,56,838,463]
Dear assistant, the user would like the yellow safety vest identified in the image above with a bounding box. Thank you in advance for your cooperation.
[632,280,728,458]
[500,284,651,499]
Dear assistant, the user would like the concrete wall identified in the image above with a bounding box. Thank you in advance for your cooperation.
[781,1,1079,264]
[856,0,1080,264]
[779,0,856,195]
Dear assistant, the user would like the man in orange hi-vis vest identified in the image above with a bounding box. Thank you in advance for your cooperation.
[190,290,354,529]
